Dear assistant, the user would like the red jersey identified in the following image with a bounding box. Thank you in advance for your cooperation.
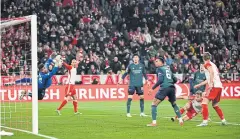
[63,62,77,85]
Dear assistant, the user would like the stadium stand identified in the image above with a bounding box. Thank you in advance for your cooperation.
[1,0,240,76]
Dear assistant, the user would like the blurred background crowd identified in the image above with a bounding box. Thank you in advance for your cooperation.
[1,0,240,78]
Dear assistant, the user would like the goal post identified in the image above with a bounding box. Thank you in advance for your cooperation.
[0,15,38,135]
[31,14,39,135]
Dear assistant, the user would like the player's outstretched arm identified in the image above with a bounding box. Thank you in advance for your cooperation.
[43,64,59,79]
[194,80,208,88]
[62,62,72,70]
[176,96,189,99]
[177,95,195,100]
[44,58,54,69]
[44,53,58,69]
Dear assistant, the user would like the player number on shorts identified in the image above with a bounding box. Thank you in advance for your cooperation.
[166,70,172,79]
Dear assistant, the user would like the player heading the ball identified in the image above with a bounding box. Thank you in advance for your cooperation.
[56,59,80,115]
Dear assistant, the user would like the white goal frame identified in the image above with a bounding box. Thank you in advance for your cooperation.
[0,15,56,139]
[0,14,38,135]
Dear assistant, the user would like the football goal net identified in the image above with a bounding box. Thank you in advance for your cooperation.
[0,15,48,138]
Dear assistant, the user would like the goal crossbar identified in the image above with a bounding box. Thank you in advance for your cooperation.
[0,16,32,29]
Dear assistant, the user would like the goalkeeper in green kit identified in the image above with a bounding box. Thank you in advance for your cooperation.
[118,54,150,117]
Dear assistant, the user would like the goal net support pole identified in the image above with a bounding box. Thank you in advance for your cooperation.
[0,15,38,135]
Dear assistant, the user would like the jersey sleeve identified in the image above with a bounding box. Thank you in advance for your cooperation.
[204,62,211,69]
[152,68,164,90]
[172,73,178,83]
[122,64,131,79]
[142,64,148,80]
[44,58,53,69]
[63,62,72,70]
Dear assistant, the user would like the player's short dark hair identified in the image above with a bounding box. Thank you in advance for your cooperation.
[156,56,165,63]
[133,54,139,58]
[38,63,44,71]
[69,58,76,64]
[203,52,211,61]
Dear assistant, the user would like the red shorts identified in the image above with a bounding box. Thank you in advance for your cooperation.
[65,84,76,96]
[186,102,198,120]
[207,88,222,103]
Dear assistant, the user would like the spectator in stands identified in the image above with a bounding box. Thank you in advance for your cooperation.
[1,0,239,79]
[110,57,121,74]
[182,55,190,65]
[88,65,99,75]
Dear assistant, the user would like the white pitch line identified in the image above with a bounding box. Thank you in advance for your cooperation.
[41,113,149,118]
[41,115,112,118]
[0,126,58,139]
[162,116,240,126]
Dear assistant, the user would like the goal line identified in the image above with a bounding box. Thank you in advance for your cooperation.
[1,126,58,139]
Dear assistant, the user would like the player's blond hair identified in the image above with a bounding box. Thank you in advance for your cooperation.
[203,52,211,61]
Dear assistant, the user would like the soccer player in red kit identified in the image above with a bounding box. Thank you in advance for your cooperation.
[56,59,79,115]
[194,52,226,126]
[172,91,203,122]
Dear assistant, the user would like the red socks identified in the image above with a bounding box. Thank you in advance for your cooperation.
[213,106,224,120]
[73,101,78,113]
[57,100,78,113]
[202,104,209,120]
[175,108,185,119]
[180,108,185,114]
[57,100,67,110]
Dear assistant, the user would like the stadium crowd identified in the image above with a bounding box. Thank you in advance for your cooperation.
[1,0,240,77]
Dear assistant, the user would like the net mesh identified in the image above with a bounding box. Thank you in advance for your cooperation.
[0,18,32,134]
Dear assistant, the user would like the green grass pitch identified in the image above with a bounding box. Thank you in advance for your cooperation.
[1,100,240,139]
